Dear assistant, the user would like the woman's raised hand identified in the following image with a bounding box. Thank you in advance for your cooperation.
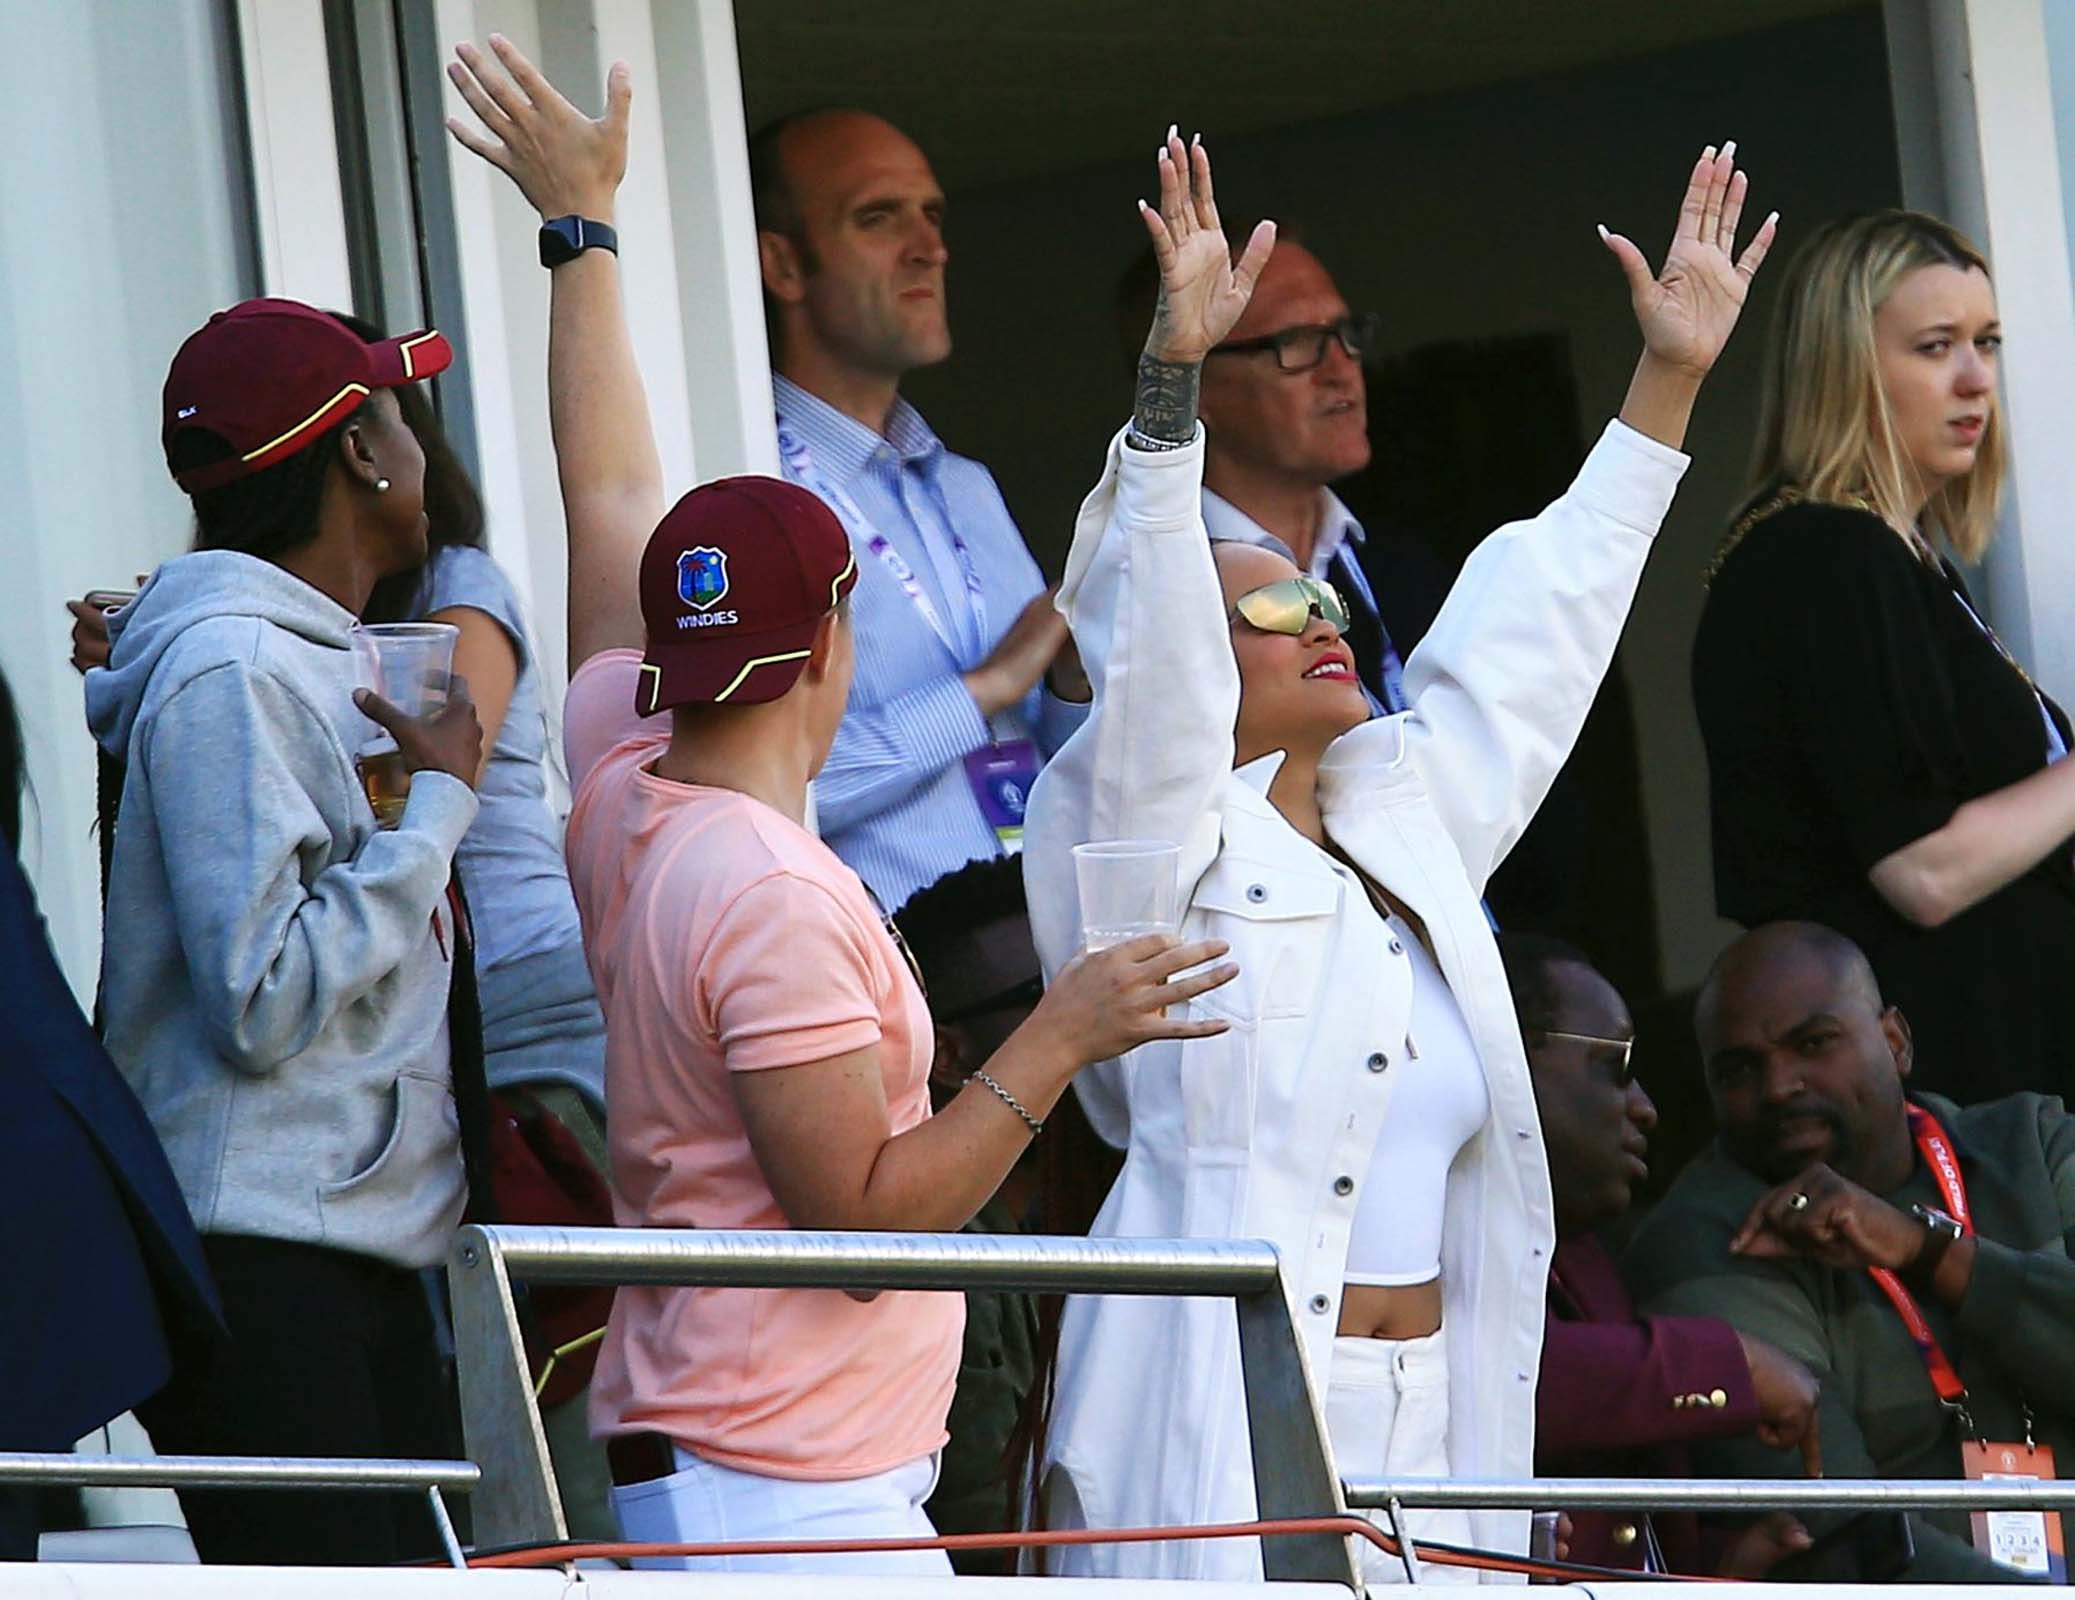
[445,34,629,223]
[1138,128,1277,365]
[1602,142,1777,381]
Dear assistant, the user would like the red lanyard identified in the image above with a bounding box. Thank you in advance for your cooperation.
[1865,1105,1973,1406]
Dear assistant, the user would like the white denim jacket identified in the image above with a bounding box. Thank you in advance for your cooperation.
[1023,418,1689,1580]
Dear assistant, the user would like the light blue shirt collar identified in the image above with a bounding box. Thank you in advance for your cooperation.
[773,374,945,486]
[1201,486,1366,580]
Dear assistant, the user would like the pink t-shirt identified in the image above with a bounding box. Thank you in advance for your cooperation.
[563,650,960,1480]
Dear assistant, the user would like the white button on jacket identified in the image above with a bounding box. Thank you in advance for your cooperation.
[1023,418,1689,1581]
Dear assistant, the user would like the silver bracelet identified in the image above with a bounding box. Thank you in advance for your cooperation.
[1125,421,1191,453]
[970,1069,1044,1137]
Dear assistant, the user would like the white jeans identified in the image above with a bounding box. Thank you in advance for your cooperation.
[611,1444,951,1576]
[1325,1326,1479,1585]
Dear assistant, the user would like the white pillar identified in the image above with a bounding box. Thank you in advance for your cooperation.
[1887,0,2075,699]
[0,0,253,999]
[235,0,356,306]
[650,0,779,479]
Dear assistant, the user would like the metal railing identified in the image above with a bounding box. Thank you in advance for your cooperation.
[1344,1476,2075,1512]
[0,1452,477,1567]
[446,1223,1360,1587]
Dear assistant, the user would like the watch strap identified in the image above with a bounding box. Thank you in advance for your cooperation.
[1907,1202,1963,1283]
[539,215,618,269]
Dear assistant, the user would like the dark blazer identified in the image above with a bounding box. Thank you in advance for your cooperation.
[1539,1234,1759,1573]
[0,845,219,1449]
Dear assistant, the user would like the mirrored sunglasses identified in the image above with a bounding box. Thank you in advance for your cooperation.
[1230,576,1351,636]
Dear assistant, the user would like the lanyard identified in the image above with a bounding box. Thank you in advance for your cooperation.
[776,419,986,663]
[1865,1105,1974,1410]
[1943,572,2068,764]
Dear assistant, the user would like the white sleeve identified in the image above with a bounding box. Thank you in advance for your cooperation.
[1023,424,1235,988]
[1319,419,1688,892]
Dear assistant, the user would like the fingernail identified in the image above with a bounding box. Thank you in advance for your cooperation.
[1766,210,1781,227]
[1166,122,1178,142]
[1722,139,1737,160]
[1702,145,1716,161]
[1192,131,1202,147]
[1596,223,1610,240]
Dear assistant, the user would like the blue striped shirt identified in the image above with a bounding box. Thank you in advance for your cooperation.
[776,376,1087,907]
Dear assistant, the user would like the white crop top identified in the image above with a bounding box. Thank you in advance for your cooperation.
[1342,913,1491,1287]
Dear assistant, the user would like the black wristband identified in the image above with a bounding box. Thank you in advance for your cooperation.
[539,215,618,269]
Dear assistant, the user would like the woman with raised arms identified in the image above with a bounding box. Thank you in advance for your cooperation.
[1025,131,1777,1582]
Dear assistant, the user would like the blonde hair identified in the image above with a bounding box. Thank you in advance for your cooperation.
[1746,210,2006,563]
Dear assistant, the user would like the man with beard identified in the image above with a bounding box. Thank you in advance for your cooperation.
[751,110,1088,907]
[1625,921,2075,1582]
[1501,933,1817,1576]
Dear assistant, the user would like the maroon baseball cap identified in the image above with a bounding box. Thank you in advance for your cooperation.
[635,476,860,714]
[162,297,454,493]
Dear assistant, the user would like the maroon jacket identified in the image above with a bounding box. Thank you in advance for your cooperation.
[1537,1234,1760,1573]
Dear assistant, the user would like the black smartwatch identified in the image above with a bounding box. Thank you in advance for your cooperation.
[538,215,618,269]
[1908,1203,1964,1282]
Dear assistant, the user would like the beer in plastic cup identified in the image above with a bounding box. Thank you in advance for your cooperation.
[351,622,458,828]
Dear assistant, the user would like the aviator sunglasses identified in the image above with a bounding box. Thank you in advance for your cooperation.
[1230,576,1351,637]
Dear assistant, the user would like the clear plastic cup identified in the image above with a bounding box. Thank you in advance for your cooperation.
[1073,839,1182,951]
[351,622,458,827]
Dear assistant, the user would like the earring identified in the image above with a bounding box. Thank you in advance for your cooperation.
[374,477,391,493]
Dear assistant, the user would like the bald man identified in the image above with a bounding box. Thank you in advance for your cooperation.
[1624,921,2075,1583]
[750,110,1087,906]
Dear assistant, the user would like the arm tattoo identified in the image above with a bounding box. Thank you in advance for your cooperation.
[1132,352,1201,446]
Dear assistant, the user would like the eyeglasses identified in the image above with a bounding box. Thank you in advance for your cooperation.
[1230,576,1351,636]
[934,974,1047,1026]
[1533,1028,1637,1085]
[1209,312,1379,374]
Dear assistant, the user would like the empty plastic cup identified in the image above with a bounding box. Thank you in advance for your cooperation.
[1073,839,1182,950]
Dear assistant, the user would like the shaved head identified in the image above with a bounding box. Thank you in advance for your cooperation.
[1696,921,1915,1187]
[1697,920,1885,1043]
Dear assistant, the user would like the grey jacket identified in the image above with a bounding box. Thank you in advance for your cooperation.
[86,551,475,1269]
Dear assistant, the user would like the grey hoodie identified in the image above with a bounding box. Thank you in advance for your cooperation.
[86,550,476,1269]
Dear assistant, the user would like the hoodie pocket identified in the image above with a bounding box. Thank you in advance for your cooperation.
[318,1067,457,1199]
[318,1071,465,1265]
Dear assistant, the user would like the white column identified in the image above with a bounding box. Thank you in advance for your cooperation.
[650,0,779,478]
[1887,0,2075,699]
[235,0,356,306]
[0,0,252,998]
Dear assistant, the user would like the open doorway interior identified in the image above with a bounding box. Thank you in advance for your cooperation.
[739,4,1902,1156]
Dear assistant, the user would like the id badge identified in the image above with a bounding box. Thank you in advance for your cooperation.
[964,739,1041,855]
[1963,1439,2067,1582]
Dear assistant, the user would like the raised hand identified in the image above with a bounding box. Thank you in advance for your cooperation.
[1138,127,1276,365]
[1602,142,1778,380]
[445,34,629,222]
